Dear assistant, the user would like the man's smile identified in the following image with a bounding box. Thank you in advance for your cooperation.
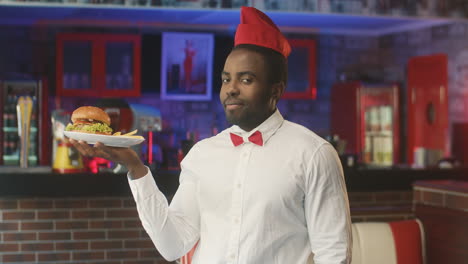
[224,99,245,110]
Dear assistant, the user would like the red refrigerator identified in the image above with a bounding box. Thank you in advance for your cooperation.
[0,79,50,166]
[331,81,400,167]
[407,54,448,167]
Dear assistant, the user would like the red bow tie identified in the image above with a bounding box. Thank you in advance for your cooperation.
[230,131,263,146]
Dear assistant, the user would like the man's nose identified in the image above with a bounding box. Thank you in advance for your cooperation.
[225,81,240,96]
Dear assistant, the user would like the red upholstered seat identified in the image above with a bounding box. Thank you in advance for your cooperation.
[389,219,426,264]
[351,219,426,264]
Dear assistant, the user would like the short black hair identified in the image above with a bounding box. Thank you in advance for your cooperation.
[232,44,288,85]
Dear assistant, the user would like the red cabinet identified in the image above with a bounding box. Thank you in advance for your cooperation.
[452,123,468,165]
[283,39,317,99]
[331,81,400,166]
[56,33,141,97]
[407,54,448,166]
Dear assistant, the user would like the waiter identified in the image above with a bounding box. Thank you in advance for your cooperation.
[71,6,352,264]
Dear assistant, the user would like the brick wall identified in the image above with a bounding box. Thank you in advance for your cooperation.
[348,190,414,222]
[2,21,468,151]
[0,197,175,264]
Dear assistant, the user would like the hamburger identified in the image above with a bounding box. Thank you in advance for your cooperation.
[65,106,113,135]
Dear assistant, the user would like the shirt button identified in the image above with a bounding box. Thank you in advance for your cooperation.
[242,152,248,157]
[230,254,235,260]
[237,183,242,189]
[234,218,239,224]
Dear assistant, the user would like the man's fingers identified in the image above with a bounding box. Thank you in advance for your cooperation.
[70,139,103,158]
[94,142,114,154]
[69,139,91,156]
[93,142,118,161]
[69,139,122,163]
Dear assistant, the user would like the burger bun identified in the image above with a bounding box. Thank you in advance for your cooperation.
[71,106,111,125]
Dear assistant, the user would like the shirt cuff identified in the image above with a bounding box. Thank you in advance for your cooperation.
[127,166,160,200]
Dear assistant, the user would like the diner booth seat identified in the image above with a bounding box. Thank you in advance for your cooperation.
[351,219,426,264]
[180,219,426,264]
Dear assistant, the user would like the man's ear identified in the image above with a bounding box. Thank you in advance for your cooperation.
[272,82,285,100]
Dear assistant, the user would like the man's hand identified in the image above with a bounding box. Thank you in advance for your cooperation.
[69,139,147,179]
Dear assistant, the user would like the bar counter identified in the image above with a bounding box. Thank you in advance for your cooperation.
[1,166,467,197]
[413,180,468,264]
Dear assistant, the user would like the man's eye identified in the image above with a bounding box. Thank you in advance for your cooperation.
[241,78,252,84]
[222,78,230,83]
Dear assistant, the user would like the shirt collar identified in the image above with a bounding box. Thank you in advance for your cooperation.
[229,109,284,146]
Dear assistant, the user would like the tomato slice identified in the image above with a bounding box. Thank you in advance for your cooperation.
[75,119,93,125]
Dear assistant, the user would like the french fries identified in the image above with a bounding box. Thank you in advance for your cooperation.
[122,129,138,136]
[112,129,143,139]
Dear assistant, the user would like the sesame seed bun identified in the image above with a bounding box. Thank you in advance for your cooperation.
[71,106,111,125]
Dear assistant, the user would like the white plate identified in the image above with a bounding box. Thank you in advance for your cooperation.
[64,131,145,148]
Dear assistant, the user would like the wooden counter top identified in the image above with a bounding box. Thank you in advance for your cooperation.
[1,166,467,197]
[0,167,180,197]
[413,179,468,194]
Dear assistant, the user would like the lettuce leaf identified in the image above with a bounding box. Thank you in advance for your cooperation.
[66,123,112,134]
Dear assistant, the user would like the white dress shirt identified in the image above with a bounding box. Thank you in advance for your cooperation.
[128,110,352,264]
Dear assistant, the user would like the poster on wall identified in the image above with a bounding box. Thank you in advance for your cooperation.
[161,32,214,101]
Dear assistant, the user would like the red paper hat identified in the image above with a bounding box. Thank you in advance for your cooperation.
[234,6,291,58]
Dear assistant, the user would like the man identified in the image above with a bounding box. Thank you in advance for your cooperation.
[70,6,352,264]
